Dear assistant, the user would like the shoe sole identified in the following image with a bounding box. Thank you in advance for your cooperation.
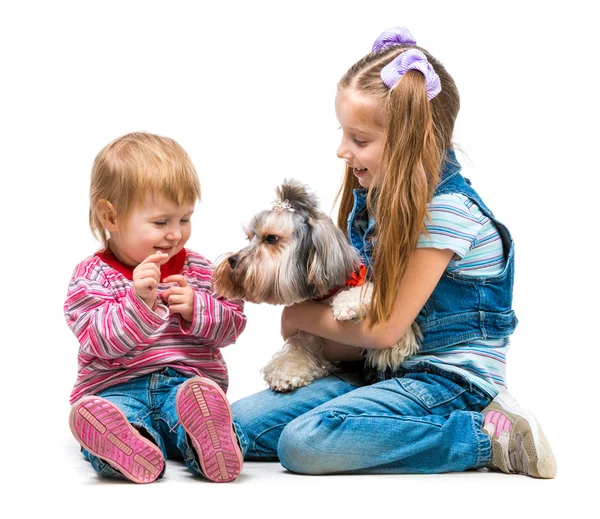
[176,377,243,482]
[69,396,165,484]
[493,392,557,479]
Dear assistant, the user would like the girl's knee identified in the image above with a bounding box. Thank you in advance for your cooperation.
[277,419,316,474]
[277,411,344,475]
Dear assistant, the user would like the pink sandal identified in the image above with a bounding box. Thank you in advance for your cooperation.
[176,377,243,482]
[69,396,165,483]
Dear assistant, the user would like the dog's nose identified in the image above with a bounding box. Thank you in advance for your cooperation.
[228,255,238,269]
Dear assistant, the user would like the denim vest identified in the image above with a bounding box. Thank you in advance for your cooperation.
[347,150,518,353]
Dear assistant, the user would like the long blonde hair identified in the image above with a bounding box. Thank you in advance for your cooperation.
[336,45,460,328]
[89,132,201,247]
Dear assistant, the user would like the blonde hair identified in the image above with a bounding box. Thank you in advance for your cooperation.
[336,45,460,328]
[89,132,201,247]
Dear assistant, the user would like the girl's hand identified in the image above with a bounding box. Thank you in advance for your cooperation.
[281,305,300,340]
[162,275,194,322]
[133,252,168,309]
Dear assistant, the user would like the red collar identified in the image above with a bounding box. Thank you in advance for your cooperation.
[96,248,187,280]
[313,264,367,302]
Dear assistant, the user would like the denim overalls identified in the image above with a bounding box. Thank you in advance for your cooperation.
[348,150,518,382]
[349,150,517,352]
[231,151,500,474]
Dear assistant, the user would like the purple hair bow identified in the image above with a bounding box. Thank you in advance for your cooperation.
[372,27,417,52]
[380,49,442,100]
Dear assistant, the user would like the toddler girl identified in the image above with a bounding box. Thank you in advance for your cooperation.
[66,132,246,483]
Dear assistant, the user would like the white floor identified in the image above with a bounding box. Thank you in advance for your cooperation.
[9,417,595,519]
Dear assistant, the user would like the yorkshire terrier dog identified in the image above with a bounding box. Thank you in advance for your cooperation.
[213,179,420,392]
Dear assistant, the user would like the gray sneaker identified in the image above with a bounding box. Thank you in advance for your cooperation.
[482,392,557,479]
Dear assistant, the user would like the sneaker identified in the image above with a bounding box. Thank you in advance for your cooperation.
[69,396,165,484]
[482,392,557,479]
[176,377,243,482]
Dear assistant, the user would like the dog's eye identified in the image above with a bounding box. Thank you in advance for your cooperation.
[264,235,279,244]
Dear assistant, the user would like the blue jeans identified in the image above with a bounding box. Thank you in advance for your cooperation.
[82,368,215,479]
[232,367,493,474]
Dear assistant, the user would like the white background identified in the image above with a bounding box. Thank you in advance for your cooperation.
[2,0,598,516]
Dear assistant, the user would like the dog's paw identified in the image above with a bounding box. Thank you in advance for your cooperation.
[263,371,313,392]
[261,333,334,392]
[262,357,323,392]
[331,303,359,321]
[331,284,372,321]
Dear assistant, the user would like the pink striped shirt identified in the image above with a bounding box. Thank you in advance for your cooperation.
[65,248,247,404]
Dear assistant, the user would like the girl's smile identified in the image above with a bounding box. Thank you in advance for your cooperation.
[335,87,385,188]
[108,194,195,267]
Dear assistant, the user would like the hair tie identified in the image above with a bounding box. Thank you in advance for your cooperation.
[272,199,295,212]
[380,49,441,100]
[372,27,417,52]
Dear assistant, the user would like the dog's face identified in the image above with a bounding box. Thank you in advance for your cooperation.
[213,179,361,306]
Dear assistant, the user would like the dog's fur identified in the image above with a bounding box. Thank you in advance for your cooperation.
[212,179,420,392]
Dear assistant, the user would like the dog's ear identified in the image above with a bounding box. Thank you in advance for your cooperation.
[306,216,361,297]
[275,178,321,218]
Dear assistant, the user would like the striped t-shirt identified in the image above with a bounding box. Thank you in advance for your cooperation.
[65,248,247,404]
[402,193,509,397]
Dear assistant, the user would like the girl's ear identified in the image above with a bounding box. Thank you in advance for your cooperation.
[96,200,119,232]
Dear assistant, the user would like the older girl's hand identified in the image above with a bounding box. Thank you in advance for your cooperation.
[281,305,300,340]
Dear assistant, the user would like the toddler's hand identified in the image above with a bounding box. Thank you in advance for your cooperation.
[133,252,168,310]
[162,275,194,322]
